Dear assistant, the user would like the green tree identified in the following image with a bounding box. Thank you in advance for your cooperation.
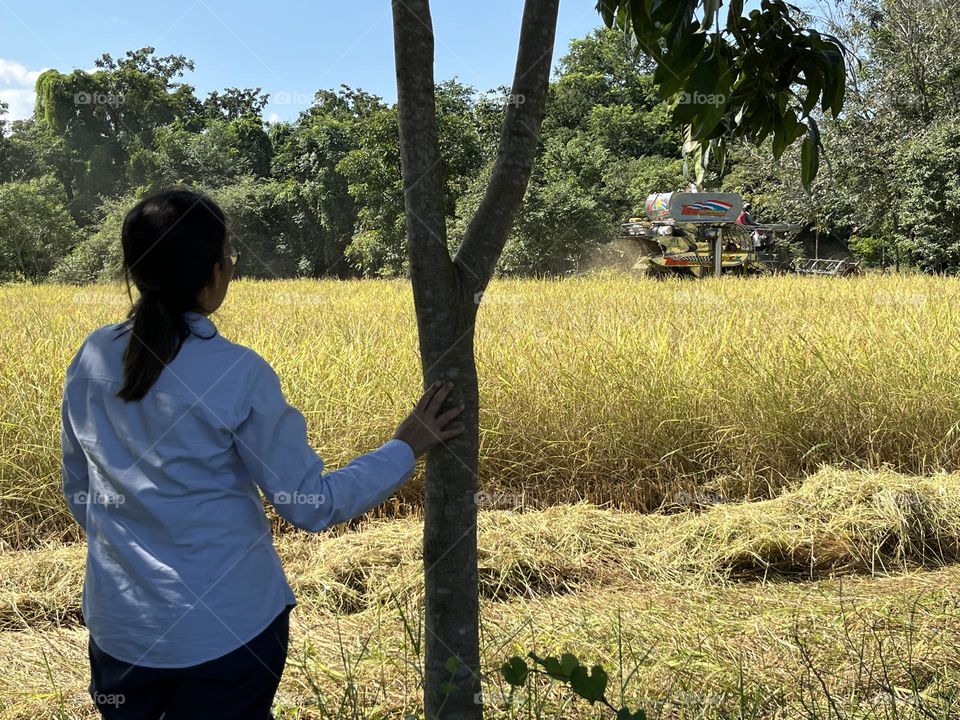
[203,87,269,121]
[145,115,272,188]
[894,120,960,272]
[337,103,406,275]
[0,102,9,182]
[34,47,201,219]
[210,177,320,278]
[0,176,78,281]
[272,87,387,277]
[48,193,133,284]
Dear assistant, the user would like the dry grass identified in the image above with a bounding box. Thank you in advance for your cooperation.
[3,466,959,631]
[0,468,960,720]
[2,466,960,718]
[4,274,960,548]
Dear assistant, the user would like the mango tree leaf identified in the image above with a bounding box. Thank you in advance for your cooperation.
[656,24,705,98]
[595,0,617,27]
[701,0,721,32]
[559,652,580,676]
[501,656,529,687]
[570,664,608,704]
[673,54,720,125]
[801,118,821,188]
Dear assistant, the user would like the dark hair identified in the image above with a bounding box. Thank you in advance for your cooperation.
[114,189,226,402]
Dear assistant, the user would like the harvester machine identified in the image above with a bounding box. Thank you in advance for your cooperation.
[792,257,861,276]
[620,191,846,278]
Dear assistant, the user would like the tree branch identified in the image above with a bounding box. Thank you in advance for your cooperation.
[454,0,560,296]
[391,0,459,309]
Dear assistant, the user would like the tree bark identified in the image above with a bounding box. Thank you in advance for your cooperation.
[391,1,559,717]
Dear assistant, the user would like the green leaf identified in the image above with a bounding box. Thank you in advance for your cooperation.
[559,652,580,676]
[673,54,720,125]
[800,67,821,115]
[801,125,820,189]
[570,664,608,704]
[596,0,617,27]
[831,64,846,117]
[660,1,697,48]
[540,655,568,680]
[501,657,529,687]
[440,681,457,695]
[771,120,785,160]
[814,38,846,117]
[655,24,705,98]
[727,0,745,34]
[629,0,656,47]
[445,656,461,673]
[701,0,721,31]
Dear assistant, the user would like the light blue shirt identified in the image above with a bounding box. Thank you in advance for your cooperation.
[60,310,415,668]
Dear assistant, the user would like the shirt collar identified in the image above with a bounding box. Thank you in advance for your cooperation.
[184,310,217,335]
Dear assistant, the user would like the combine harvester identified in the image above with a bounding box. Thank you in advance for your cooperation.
[620,191,860,278]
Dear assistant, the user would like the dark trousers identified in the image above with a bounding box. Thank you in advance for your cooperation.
[87,604,292,720]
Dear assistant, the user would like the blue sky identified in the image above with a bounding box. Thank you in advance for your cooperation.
[0,1,607,123]
[1,1,812,125]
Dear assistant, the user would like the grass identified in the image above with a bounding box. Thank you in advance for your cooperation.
[3,274,960,717]
[1,467,960,718]
[4,273,960,549]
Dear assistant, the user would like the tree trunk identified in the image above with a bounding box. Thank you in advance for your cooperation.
[390,1,558,717]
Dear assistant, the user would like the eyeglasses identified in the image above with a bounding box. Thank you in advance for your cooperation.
[225,243,241,266]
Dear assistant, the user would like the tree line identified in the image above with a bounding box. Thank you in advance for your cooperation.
[0,0,956,283]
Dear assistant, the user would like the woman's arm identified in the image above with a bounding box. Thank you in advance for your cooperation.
[233,357,462,532]
[61,351,90,529]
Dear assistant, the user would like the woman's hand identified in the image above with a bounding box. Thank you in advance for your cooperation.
[393,381,466,458]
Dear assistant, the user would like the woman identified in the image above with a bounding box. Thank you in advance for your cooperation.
[60,188,464,719]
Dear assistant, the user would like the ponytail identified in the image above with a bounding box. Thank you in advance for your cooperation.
[116,292,193,401]
[113,189,226,402]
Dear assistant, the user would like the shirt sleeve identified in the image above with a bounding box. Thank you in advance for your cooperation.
[232,355,416,533]
[61,350,89,529]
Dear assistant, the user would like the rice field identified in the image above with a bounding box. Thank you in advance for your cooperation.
[2,273,960,718]
[4,273,960,548]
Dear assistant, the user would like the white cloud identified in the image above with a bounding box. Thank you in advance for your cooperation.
[0,59,47,122]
